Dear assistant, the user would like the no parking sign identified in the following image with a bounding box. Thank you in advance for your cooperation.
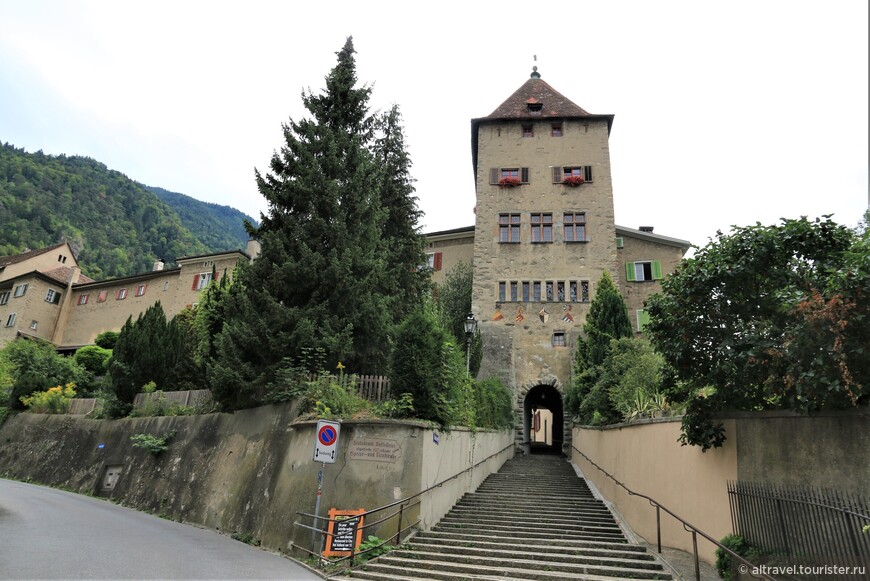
[313,420,341,464]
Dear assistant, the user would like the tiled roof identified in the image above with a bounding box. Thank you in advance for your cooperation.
[41,266,95,285]
[0,242,68,268]
[485,77,592,119]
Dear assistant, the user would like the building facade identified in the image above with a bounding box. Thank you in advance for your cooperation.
[430,69,690,453]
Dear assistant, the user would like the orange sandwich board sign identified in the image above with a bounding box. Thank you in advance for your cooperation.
[322,508,365,557]
[313,419,340,464]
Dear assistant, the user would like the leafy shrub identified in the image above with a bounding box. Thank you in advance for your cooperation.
[74,345,112,376]
[375,393,415,419]
[130,431,175,455]
[3,339,84,410]
[715,534,769,580]
[20,383,77,414]
[90,389,131,419]
[301,374,371,419]
[0,406,11,428]
[355,535,396,561]
[473,378,514,429]
[94,331,119,350]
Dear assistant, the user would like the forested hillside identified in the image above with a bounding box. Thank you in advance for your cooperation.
[0,143,255,279]
[145,186,255,253]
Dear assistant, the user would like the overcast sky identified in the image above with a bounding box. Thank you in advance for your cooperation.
[1,1,867,251]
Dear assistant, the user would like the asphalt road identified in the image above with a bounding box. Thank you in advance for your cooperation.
[0,479,322,580]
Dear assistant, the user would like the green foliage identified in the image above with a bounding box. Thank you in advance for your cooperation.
[0,406,10,428]
[209,38,426,410]
[20,383,77,413]
[567,272,634,421]
[472,378,514,430]
[230,532,261,546]
[93,331,119,350]
[130,431,175,455]
[602,338,666,421]
[646,216,869,450]
[434,261,482,376]
[73,345,112,376]
[375,393,415,419]
[714,534,769,580]
[89,389,130,419]
[390,301,467,427]
[301,374,370,419]
[355,535,396,561]
[108,303,202,404]
[1,339,84,410]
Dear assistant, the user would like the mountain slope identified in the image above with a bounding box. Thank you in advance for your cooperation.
[0,143,253,279]
[145,185,256,253]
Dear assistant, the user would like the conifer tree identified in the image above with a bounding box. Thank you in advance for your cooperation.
[210,38,425,408]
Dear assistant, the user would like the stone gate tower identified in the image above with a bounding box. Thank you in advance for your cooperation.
[470,68,619,454]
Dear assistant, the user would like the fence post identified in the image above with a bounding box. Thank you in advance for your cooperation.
[394,504,404,546]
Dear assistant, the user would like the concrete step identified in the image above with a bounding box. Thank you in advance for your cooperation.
[434,522,626,542]
[404,541,664,570]
[437,516,622,535]
[449,503,615,521]
[354,553,672,580]
[414,530,645,553]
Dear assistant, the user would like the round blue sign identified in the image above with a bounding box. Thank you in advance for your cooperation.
[318,425,337,446]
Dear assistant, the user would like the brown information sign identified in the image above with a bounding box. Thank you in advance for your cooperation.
[322,508,365,557]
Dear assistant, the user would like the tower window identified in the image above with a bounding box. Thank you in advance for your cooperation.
[527,103,543,115]
[490,167,530,185]
[522,125,533,138]
[499,213,521,243]
[553,166,594,183]
[551,124,562,137]
[564,212,587,242]
[530,213,553,243]
[552,331,567,347]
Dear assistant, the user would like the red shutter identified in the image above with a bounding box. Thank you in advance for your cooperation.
[214,271,220,281]
[433,252,443,271]
[192,275,199,290]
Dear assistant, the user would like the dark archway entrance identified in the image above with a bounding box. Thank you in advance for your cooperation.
[523,384,564,455]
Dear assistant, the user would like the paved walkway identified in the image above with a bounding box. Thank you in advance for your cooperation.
[638,538,720,581]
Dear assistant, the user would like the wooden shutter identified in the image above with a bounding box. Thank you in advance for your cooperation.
[652,261,663,280]
[192,275,199,290]
[636,309,650,332]
[521,167,529,183]
[489,168,500,185]
[625,262,637,281]
[552,166,563,183]
[584,165,593,181]
[433,252,443,271]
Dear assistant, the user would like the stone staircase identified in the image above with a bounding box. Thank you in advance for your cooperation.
[331,454,672,580]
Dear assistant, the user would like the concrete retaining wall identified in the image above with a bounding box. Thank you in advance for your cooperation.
[0,404,514,557]
[572,408,869,564]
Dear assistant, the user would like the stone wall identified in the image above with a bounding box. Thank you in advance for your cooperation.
[0,405,514,557]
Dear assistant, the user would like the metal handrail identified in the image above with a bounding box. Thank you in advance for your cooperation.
[572,444,775,581]
[294,441,514,566]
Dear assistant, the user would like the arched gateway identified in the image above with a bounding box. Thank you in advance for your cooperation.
[517,379,570,456]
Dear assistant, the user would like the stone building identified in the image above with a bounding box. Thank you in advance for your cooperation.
[431,68,690,453]
[0,242,256,351]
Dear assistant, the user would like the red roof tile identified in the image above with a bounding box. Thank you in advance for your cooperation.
[485,76,592,119]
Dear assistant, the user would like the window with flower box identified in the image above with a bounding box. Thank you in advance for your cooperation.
[552,166,593,184]
[490,167,530,186]
[564,212,587,242]
[499,213,521,243]
[531,213,553,243]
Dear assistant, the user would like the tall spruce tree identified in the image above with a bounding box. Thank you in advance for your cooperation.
[566,271,633,419]
[209,38,425,409]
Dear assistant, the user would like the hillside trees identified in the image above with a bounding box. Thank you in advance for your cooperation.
[434,261,482,377]
[645,216,869,450]
[208,38,427,410]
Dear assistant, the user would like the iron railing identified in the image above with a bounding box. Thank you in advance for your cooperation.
[572,444,775,581]
[293,442,514,568]
[728,481,870,560]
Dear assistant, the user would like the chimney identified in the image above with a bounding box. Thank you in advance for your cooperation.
[153,258,165,271]
[639,226,654,233]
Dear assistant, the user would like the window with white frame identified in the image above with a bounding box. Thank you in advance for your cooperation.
[13,284,28,297]
[626,261,663,282]
[5,313,16,327]
[194,272,213,290]
[30,320,38,330]
[135,284,147,297]
[45,289,61,304]
[117,288,128,300]
[78,294,89,306]
[0,291,8,305]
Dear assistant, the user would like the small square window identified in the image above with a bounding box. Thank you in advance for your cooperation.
[78,294,89,305]
[552,331,567,347]
[522,125,533,138]
[30,320,38,330]
[528,103,543,115]
[551,124,562,137]
[135,284,147,297]
[117,288,128,300]
[45,289,61,304]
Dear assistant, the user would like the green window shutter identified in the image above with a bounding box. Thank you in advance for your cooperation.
[652,261,663,280]
[625,262,637,281]
[637,309,650,332]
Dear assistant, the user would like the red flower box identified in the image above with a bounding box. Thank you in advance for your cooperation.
[562,175,585,187]
[498,177,522,188]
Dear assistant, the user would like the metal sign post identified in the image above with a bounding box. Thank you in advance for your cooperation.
[311,420,340,555]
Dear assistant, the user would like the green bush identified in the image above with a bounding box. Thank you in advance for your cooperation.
[20,383,77,414]
[2,339,85,410]
[130,431,175,455]
[715,534,769,580]
[74,345,112,376]
[473,378,514,430]
[302,374,370,419]
[94,330,119,350]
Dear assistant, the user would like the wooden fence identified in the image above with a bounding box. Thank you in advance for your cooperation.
[309,373,391,403]
[132,389,214,410]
